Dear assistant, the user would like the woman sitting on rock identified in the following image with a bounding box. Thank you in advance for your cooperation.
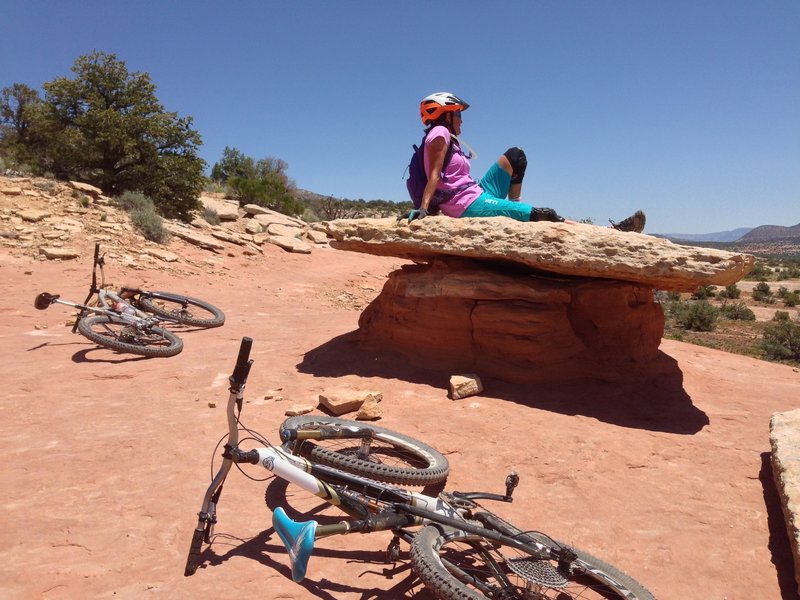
[408,91,645,233]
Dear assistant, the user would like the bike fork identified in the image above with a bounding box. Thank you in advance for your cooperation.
[185,481,226,576]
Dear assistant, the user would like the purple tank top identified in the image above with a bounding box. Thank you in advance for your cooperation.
[423,126,481,217]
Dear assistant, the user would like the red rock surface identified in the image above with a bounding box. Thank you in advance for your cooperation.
[1,239,799,599]
[358,257,665,384]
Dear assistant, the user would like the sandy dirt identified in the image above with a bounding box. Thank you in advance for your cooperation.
[1,237,799,600]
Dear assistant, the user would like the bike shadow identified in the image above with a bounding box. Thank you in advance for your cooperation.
[26,340,150,364]
[26,340,87,352]
[200,526,434,599]
[70,347,151,364]
[296,330,708,435]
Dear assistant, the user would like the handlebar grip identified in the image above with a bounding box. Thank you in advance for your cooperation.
[230,337,253,388]
[184,528,205,576]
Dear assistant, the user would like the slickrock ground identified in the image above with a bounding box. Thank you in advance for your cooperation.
[1,179,799,599]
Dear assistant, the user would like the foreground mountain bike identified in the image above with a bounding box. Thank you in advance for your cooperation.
[184,337,655,599]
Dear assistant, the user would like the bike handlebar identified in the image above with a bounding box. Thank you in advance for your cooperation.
[230,337,253,392]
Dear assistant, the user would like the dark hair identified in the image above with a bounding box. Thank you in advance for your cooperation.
[426,112,456,134]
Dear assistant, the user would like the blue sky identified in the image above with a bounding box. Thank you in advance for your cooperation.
[1,1,798,234]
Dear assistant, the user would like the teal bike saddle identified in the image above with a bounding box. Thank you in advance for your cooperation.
[272,507,317,582]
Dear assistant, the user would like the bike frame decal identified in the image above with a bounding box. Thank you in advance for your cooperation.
[257,447,342,506]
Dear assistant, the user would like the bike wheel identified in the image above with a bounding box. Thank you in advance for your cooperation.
[77,314,183,358]
[410,524,655,600]
[279,415,449,487]
[137,292,225,328]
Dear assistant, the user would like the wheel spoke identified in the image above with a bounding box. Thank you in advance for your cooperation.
[78,314,183,357]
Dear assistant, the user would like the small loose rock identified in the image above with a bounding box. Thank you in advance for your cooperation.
[449,374,484,400]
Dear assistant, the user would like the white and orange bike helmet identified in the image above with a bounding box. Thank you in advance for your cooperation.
[419,92,470,126]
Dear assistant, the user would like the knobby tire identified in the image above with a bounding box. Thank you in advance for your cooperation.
[138,292,225,328]
[410,523,655,600]
[279,415,449,487]
[77,314,183,357]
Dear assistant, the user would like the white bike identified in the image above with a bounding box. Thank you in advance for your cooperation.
[184,338,655,599]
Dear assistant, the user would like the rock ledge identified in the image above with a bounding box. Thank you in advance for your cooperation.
[319,217,755,292]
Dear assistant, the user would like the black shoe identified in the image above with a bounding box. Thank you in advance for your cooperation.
[610,210,646,233]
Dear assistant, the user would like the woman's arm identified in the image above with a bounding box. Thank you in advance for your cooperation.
[419,135,448,212]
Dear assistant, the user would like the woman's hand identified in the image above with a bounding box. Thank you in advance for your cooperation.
[407,207,428,223]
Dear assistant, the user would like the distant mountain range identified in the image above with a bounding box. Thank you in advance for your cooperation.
[656,228,753,243]
[657,223,800,243]
[738,223,800,242]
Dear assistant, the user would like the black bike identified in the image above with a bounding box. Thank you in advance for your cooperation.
[34,243,224,357]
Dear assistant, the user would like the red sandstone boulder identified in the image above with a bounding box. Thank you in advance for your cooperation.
[358,258,665,383]
[317,216,753,383]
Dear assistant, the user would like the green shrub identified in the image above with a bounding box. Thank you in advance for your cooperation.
[115,191,169,243]
[692,285,717,300]
[717,283,741,300]
[203,180,231,195]
[35,180,58,194]
[720,302,756,321]
[669,299,719,332]
[761,318,800,361]
[202,207,220,225]
[774,311,791,322]
[752,281,774,303]
[301,207,321,223]
[784,291,800,307]
[777,265,800,280]
[746,262,772,280]
[131,203,168,243]
[115,191,151,212]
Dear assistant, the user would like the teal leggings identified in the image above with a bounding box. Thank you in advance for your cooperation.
[460,162,531,222]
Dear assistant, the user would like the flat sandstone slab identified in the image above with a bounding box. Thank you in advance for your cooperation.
[319,217,755,292]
